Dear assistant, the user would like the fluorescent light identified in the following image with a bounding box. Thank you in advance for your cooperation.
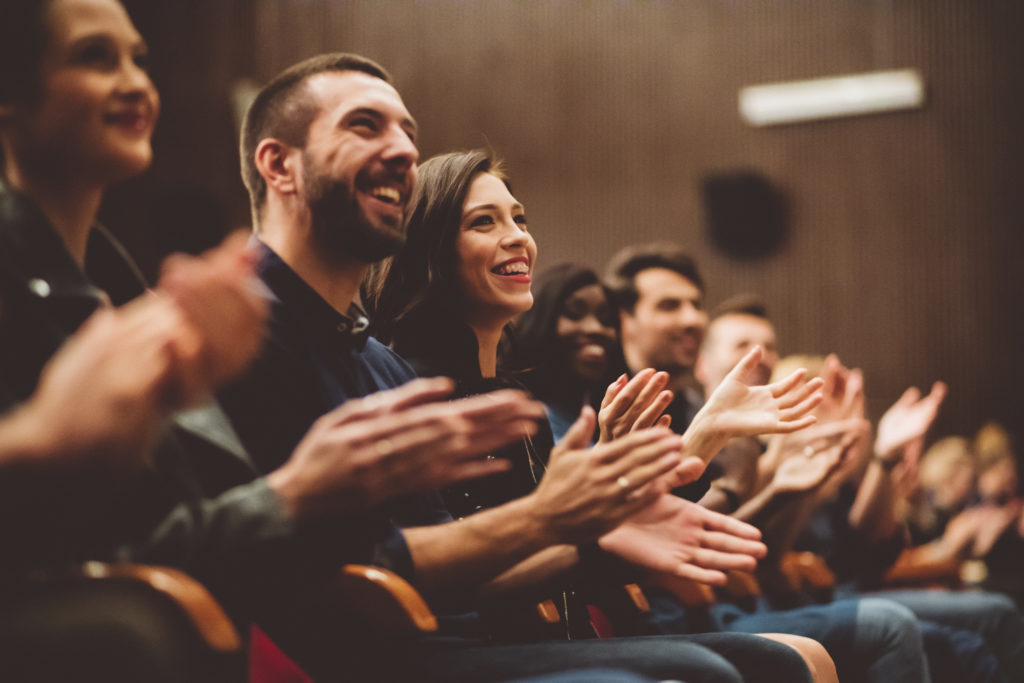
[739,69,925,127]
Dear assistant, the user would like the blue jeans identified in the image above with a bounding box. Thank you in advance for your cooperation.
[644,595,929,683]
[859,588,1024,683]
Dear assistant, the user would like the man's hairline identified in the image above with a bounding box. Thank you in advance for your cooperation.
[251,67,397,221]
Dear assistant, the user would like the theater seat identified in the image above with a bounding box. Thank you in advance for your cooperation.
[883,548,964,588]
[0,562,243,683]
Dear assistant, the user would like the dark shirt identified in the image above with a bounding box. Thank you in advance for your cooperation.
[217,242,438,581]
[393,304,554,519]
[794,483,904,591]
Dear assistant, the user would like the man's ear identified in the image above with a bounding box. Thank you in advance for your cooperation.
[254,138,299,197]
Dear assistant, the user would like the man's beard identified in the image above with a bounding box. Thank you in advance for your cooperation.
[305,162,406,264]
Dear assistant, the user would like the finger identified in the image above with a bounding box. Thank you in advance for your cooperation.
[780,391,824,423]
[926,381,948,406]
[622,452,683,494]
[896,385,921,407]
[461,419,540,457]
[668,454,707,488]
[656,414,672,429]
[604,369,656,419]
[451,390,545,422]
[727,346,765,385]
[772,415,817,434]
[556,405,597,453]
[624,371,670,423]
[382,377,459,411]
[607,433,684,482]
[594,427,676,466]
[767,368,807,399]
[329,378,458,426]
[700,530,771,557]
[691,546,761,572]
[433,458,513,488]
[633,389,674,431]
[600,374,628,410]
[675,564,728,586]
[776,376,824,410]
[820,354,841,398]
[701,510,763,541]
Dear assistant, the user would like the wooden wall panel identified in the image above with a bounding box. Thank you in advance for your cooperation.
[110,0,1024,448]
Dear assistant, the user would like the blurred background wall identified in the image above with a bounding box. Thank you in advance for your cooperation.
[108,0,1024,448]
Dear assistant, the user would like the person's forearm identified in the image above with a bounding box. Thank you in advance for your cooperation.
[848,459,899,542]
[480,544,580,598]
[405,494,563,596]
[681,409,730,467]
[734,480,794,524]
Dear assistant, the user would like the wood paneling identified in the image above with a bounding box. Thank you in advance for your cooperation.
[110,0,1024,448]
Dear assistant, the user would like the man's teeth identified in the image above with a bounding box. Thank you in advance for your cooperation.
[371,187,400,204]
[492,262,530,275]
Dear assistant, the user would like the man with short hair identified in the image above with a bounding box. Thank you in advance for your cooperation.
[696,294,779,395]
[605,243,709,432]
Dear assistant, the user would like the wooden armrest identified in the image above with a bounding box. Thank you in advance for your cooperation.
[755,633,839,683]
[883,549,963,587]
[331,564,438,635]
[643,572,716,607]
[780,552,836,592]
[724,569,762,599]
[76,562,241,653]
[623,583,650,613]
[535,599,560,624]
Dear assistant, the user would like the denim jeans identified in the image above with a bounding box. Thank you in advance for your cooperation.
[643,593,930,683]
[859,588,1024,683]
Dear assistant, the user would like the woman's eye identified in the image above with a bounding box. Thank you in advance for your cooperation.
[133,52,150,71]
[469,215,495,229]
[75,43,117,69]
[514,214,528,227]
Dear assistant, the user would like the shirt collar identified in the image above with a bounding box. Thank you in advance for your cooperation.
[253,239,371,351]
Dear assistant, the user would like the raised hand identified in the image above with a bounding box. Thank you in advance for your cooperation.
[598,369,674,443]
[771,445,844,495]
[875,382,948,462]
[157,231,268,401]
[682,346,824,469]
[268,379,546,518]
[599,493,767,585]
[17,295,197,472]
[528,408,685,544]
[814,355,866,423]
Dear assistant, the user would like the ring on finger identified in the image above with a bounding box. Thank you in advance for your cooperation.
[376,438,394,455]
[616,475,631,491]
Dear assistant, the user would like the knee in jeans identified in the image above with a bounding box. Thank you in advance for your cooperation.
[858,598,921,644]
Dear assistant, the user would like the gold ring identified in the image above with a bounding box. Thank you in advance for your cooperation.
[376,439,394,455]
[803,446,815,458]
[616,476,630,491]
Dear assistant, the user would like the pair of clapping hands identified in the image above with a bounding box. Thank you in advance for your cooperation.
[7,232,265,476]
[758,353,947,503]
[518,346,825,585]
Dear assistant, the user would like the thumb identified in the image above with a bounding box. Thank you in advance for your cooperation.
[557,405,596,453]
